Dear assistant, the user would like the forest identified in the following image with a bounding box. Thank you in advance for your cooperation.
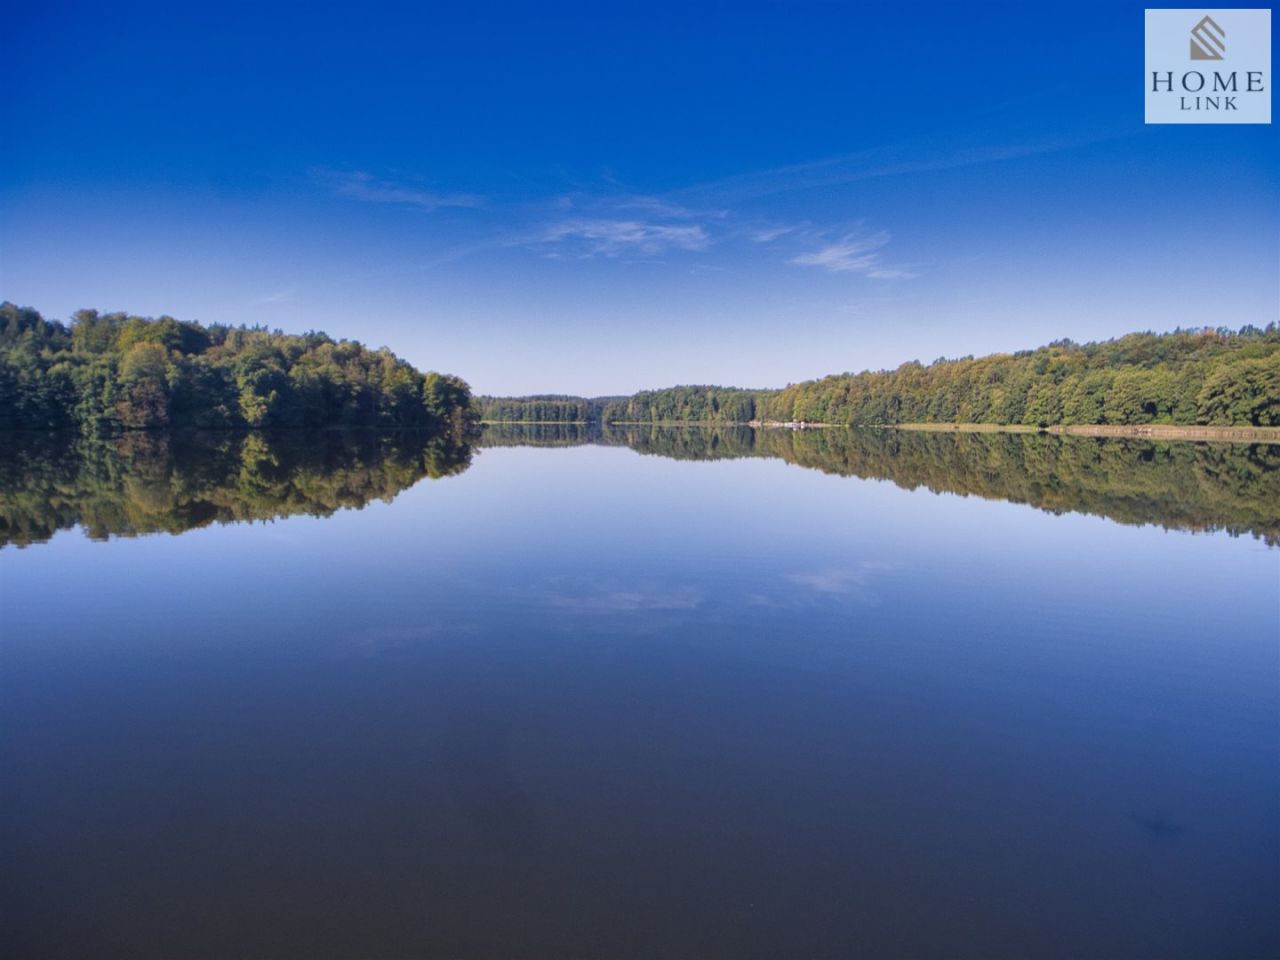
[476,394,603,423]
[0,303,477,434]
[477,388,761,424]
[8,303,1277,433]
[480,326,1280,428]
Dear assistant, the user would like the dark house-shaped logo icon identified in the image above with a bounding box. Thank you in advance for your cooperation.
[1190,15,1225,60]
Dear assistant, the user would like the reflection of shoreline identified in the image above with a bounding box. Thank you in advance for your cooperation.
[891,422,1280,444]
[0,430,473,548]
[480,422,1280,546]
[485,420,1280,444]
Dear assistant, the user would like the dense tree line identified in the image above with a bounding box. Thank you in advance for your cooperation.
[0,429,472,547]
[757,326,1279,427]
[0,303,477,434]
[479,327,1280,428]
[598,386,764,424]
[476,395,601,423]
[479,422,1280,544]
[478,388,762,424]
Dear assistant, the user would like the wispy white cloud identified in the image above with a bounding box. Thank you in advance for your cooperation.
[310,160,939,275]
[320,169,481,211]
[675,136,1090,204]
[605,195,719,220]
[537,218,710,258]
[251,286,297,305]
[521,189,723,259]
[749,224,797,243]
[790,230,916,279]
[549,185,727,221]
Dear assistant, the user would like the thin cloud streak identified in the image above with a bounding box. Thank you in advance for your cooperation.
[316,136,1042,272]
[251,286,297,305]
[603,195,724,221]
[306,132,1075,275]
[671,135,1090,204]
[536,218,710,258]
[791,230,917,279]
[319,169,482,211]
[750,224,797,243]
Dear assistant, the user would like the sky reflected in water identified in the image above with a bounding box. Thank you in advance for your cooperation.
[2,435,1277,958]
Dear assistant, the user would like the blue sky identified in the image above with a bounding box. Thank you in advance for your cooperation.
[2,0,1276,395]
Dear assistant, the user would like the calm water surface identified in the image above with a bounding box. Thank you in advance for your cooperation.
[2,428,1277,959]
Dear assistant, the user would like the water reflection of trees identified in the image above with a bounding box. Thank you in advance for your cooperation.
[482,422,1280,544]
[6,423,1273,548]
[0,430,473,547]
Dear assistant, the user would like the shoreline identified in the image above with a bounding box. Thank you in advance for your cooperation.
[889,422,1280,443]
[483,419,1280,448]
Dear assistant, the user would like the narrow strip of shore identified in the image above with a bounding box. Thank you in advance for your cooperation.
[889,422,1280,443]
[484,419,1280,444]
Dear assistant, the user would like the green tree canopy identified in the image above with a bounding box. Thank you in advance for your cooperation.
[0,303,478,435]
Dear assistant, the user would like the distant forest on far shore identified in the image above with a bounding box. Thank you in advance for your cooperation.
[5,304,1275,435]
[479,326,1279,428]
[0,303,476,435]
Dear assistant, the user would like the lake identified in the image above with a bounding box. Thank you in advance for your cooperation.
[2,427,1277,959]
